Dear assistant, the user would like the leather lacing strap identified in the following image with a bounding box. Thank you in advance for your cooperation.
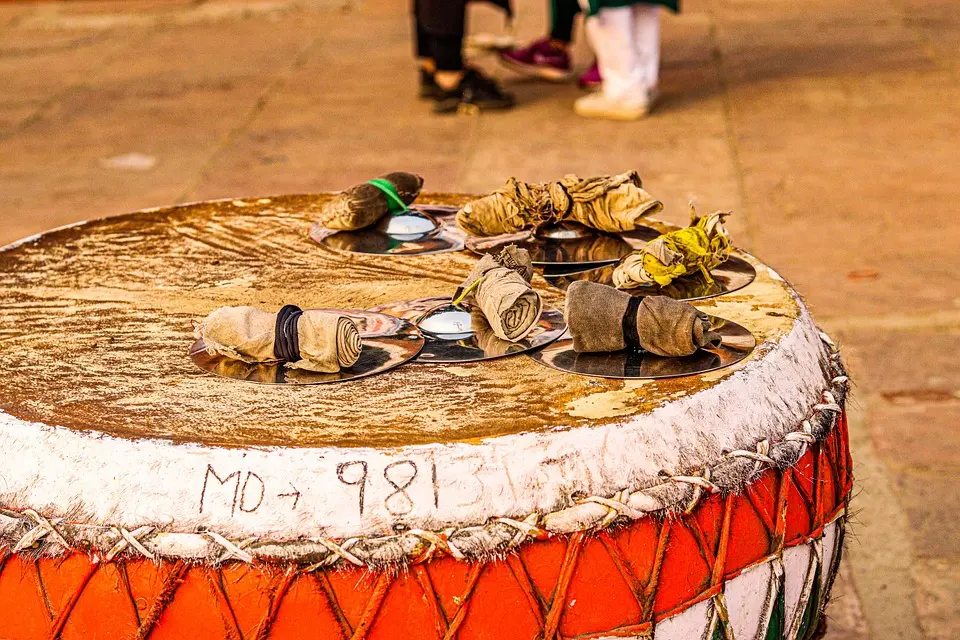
[622,295,643,350]
[274,304,303,362]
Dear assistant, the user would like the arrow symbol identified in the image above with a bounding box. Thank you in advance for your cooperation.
[278,485,301,510]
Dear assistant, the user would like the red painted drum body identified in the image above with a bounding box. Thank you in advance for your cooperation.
[0,194,851,640]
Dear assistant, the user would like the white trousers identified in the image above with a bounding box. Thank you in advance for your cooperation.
[581,3,661,102]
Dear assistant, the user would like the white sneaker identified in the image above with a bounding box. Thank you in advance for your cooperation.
[573,88,657,121]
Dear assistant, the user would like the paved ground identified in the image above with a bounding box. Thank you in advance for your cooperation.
[1,0,958,636]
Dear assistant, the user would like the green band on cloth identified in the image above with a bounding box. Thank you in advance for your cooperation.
[367,178,409,212]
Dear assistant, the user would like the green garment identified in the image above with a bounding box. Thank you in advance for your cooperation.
[586,0,678,16]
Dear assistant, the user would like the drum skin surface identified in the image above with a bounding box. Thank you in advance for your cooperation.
[0,194,852,640]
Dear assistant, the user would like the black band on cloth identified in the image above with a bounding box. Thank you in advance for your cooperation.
[274,305,303,362]
[622,296,643,351]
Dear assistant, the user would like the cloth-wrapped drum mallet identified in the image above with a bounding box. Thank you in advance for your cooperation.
[456,245,543,342]
[457,170,663,236]
[194,305,362,373]
[316,172,424,231]
[565,280,722,356]
[613,206,732,289]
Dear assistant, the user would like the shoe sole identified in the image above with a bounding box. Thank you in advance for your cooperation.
[433,98,516,114]
[573,103,649,121]
[498,56,573,82]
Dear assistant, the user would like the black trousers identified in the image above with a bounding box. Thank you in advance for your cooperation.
[413,0,467,71]
[550,0,581,43]
[413,0,512,71]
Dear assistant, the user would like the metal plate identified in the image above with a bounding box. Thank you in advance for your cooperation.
[545,255,758,301]
[189,310,424,384]
[528,315,756,379]
[371,297,567,363]
[465,224,661,268]
[311,205,465,256]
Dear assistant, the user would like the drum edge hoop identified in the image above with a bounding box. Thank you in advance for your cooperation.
[0,343,848,568]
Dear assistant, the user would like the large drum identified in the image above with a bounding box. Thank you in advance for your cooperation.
[0,194,850,640]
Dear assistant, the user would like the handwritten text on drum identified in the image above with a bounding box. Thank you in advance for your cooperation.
[196,444,605,524]
[198,459,449,518]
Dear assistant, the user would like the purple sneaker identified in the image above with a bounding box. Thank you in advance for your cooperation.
[578,61,602,90]
[499,38,573,82]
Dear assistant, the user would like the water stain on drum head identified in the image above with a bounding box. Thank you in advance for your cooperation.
[0,193,801,449]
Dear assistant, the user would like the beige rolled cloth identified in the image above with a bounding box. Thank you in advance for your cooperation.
[195,306,362,373]
[458,246,543,342]
[316,172,423,231]
[457,171,662,237]
[564,281,722,356]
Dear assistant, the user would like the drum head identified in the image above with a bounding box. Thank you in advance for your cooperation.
[311,205,465,256]
[465,224,661,268]
[545,255,758,301]
[190,310,424,384]
[371,297,567,363]
[528,315,757,379]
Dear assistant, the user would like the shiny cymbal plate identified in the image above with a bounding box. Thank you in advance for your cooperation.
[311,205,465,256]
[371,297,567,363]
[528,315,756,379]
[190,310,424,384]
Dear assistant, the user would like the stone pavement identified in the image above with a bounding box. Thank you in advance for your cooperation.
[0,0,957,636]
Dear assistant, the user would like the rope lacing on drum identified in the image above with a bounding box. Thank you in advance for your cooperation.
[203,530,254,563]
[316,537,364,566]
[670,469,720,513]
[579,490,646,525]
[496,513,548,546]
[106,525,156,562]
[726,439,776,477]
[14,509,71,553]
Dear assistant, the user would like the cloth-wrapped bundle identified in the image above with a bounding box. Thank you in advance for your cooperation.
[457,246,543,342]
[316,172,424,231]
[457,171,663,237]
[195,306,362,373]
[564,281,722,356]
[613,206,732,289]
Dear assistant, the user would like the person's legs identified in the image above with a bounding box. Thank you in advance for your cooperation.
[549,0,582,44]
[632,3,661,92]
[417,0,467,88]
[413,0,442,99]
[584,6,640,102]
[416,0,514,112]
[575,4,653,119]
[498,0,578,80]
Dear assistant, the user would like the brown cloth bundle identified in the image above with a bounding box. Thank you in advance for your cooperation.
[195,306,362,373]
[457,246,543,342]
[316,172,423,231]
[456,171,663,237]
[564,281,722,356]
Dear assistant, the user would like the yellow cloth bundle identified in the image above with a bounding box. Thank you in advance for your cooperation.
[613,206,732,289]
[457,171,663,237]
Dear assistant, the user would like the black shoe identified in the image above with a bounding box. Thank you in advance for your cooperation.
[419,69,443,100]
[432,68,515,114]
